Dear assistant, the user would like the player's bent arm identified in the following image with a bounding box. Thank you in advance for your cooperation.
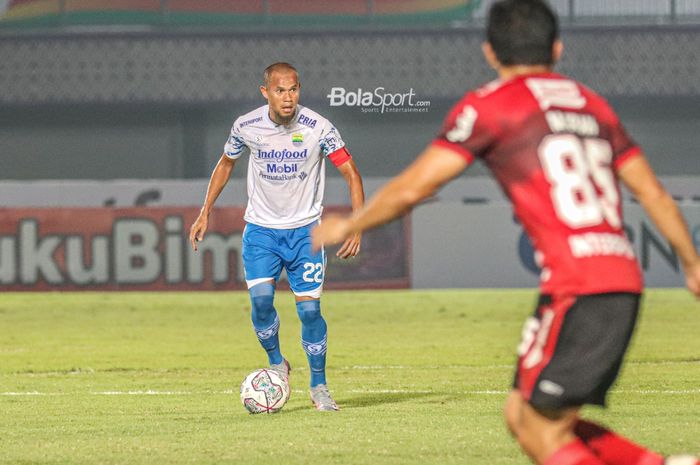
[189,154,237,250]
[336,158,365,212]
[618,154,700,295]
[347,144,469,234]
[200,154,237,216]
[334,158,365,257]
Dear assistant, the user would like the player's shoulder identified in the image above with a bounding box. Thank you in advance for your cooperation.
[449,79,502,108]
[474,78,511,99]
[233,105,267,131]
[457,77,535,113]
[475,73,617,117]
[470,76,539,101]
[575,81,620,123]
[446,78,515,124]
[296,104,332,131]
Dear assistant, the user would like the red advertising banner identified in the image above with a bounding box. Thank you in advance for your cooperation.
[0,207,410,291]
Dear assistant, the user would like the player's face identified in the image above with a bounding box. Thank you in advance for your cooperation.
[260,71,300,125]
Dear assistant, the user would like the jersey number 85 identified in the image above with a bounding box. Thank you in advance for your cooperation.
[538,134,621,229]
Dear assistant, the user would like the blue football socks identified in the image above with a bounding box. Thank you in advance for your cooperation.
[296,300,327,387]
[249,282,283,366]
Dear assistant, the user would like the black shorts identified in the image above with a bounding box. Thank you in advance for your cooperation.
[513,292,640,410]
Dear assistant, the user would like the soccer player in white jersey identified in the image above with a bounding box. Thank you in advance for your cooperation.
[189,62,364,411]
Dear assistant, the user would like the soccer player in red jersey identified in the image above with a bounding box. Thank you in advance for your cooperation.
[312,0,700,464]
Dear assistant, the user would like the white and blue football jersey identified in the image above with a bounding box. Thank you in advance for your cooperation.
[224,104,346,229]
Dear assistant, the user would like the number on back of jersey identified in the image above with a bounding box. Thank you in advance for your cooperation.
[538,134,621,229]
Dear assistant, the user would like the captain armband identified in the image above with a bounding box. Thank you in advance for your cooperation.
[328,147,352,167]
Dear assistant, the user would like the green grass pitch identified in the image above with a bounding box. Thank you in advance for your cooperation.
[1,289,698,464]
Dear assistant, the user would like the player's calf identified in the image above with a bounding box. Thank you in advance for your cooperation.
[296,299,327,387]
[250,282,284,365]
[505,390,524,438]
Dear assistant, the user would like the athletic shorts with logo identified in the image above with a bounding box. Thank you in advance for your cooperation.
[242,221,325,298]
[514,293,641,410]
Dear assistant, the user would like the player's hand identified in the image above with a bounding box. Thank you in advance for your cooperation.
[685,260,700,300]
[312,215,352,252]
[189,213,209,251]
[336,232,361,259]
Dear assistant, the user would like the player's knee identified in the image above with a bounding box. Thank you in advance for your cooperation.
[296,300,322,326]
[509,414,545,458]
[504,391,523,438]
[504,391,550,453]
[250,282,276,322]
[514,403,579,461]
[251,294,275,320]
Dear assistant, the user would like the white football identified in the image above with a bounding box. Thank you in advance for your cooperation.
[239,368,290,414]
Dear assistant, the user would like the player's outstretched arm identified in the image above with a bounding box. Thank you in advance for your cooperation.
[618,153,700,298]
[335,158,364,259]
[189,154,236,251]
[312,144,469,250]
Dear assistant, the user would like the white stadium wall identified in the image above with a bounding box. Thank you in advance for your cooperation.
[411,203,700,289]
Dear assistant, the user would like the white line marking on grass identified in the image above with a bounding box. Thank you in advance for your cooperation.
[88,389,310,396]
[349,388,700,395]
[627,360,700,366]
[349,389,508,395]
[619,389,700,394]
[95,390,191,395]
[0,391,58,396]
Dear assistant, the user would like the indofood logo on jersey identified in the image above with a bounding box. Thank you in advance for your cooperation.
[257,148,308,162]
[258,148,308,179]
[327,86,431,114]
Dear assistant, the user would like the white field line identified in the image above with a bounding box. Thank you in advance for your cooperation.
[2,388,700,397]
[0,391,52,396]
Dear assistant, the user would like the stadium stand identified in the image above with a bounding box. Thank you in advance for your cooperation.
[0,0,479,27]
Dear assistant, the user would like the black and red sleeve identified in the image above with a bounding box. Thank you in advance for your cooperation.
[431,92,493,164]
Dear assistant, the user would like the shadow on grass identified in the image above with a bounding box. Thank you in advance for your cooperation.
[284,393,444,413]
[340,391,438,409]
[281,391,462,413]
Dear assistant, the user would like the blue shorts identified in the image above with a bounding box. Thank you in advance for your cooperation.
[242,222,325,298]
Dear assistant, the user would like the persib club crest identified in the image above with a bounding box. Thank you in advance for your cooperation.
[292,133,303,146]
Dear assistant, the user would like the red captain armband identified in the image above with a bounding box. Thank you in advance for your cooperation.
[328,147,352,167]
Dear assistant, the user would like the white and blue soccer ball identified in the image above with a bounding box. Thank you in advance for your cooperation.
[239,368,290,414]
